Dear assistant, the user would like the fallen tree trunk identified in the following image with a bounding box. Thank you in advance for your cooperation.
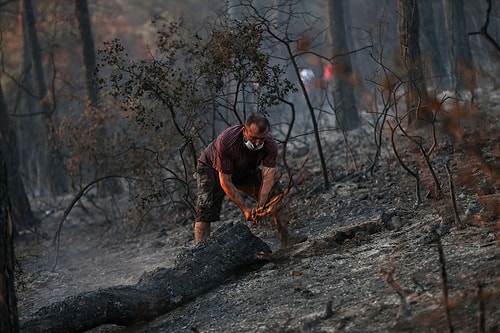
[21,222,271,332]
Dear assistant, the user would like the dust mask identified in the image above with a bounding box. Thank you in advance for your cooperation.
[244,140,264,151]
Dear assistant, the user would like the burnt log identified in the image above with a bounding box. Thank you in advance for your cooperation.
[21,222,271,332]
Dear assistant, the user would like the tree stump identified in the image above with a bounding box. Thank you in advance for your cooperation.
[21,222,271,332]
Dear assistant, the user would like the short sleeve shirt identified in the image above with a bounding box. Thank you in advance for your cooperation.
[198,125,278,184]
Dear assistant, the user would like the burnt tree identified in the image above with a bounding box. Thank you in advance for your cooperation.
[0,71,37,233]
[21,223,271,332]
[443,0,477,92]
[397,0,431,125]
[0,150,20,332]
[22,0,68,195]
[74,0,100,107]
[328,0,361,131]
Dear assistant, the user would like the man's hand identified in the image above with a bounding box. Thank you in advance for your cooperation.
[243,205,257,222]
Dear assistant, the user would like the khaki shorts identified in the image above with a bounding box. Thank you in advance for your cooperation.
[195,168,282,222]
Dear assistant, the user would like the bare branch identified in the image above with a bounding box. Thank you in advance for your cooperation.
[469,0,500,57]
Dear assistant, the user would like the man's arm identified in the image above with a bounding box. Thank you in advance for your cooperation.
[257,166,276,208]
[219,172,254,221]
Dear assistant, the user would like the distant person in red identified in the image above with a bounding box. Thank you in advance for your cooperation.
[194,114,304,247]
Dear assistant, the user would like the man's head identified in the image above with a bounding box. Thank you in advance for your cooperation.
[243,114,270,151]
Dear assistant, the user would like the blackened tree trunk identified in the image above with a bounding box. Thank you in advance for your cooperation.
[0,71,37,232]
[443,0,477,93]
[397,0,430,125]
[23,0,68,196]
[417,0,450,89]
[0,152,20,332]
[74,0,100,108]
[21,223,271,332]
[17,0,40,201]
[327,0,360,131]
[74,0,122,196]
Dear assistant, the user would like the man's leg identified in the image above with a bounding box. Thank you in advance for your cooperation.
[271,203,289,247]
[272,203,308,247]
[194,221,211,244]
[194,169,224,245]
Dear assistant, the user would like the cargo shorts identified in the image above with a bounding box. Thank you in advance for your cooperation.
[195,168,283,222]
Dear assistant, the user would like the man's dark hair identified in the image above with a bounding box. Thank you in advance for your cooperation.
[245,114,270,133]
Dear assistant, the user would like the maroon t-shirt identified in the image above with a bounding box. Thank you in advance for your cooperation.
[198,125,278,185]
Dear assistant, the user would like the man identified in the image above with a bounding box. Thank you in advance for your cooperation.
[194,114,300,247]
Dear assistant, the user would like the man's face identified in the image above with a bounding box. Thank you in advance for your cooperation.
[243,123,268,150]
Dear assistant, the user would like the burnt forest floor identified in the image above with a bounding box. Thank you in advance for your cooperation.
[15,93,500,332]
